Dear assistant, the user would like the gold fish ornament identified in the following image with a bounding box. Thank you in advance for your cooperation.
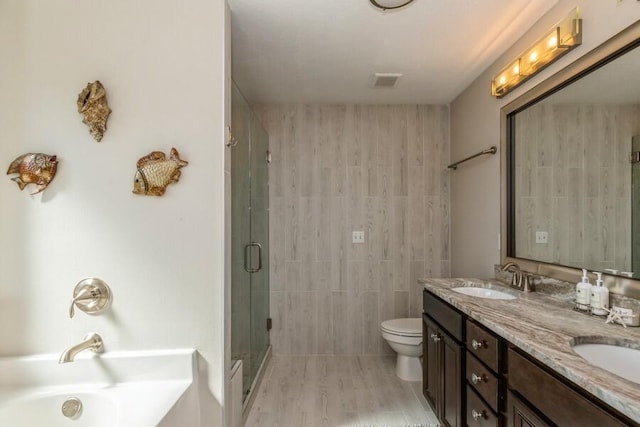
[133,148,188,196]
[6,153,58,195]
[77,80,111,142]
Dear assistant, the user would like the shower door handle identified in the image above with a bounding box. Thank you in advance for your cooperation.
[253,242,263,273]
[244,242,263,273]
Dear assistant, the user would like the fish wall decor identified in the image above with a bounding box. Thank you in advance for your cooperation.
[133,148,188,196]
[77,80,111,142]
[6,153,58,194]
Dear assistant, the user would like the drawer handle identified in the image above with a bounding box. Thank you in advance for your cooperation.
[471,373,486,384]
[430,333,441,343]
[471,409,487,421]
[471,339,486,350]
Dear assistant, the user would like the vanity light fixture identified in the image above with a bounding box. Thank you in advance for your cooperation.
[491,8,582,98]
[369,0,415,11]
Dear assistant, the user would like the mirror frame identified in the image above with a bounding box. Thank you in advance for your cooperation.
[500,19,640,299]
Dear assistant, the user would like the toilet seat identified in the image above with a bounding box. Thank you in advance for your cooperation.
[381,318,422,336]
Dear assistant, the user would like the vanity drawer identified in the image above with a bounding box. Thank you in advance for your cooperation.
[466,352,500,412]
[423,291,463,341]
[508,348,627,427]
[466,320,500,372]
[467,386,500,427]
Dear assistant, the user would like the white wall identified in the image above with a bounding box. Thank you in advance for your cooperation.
[450,1,640,278]
[0,1,227,425]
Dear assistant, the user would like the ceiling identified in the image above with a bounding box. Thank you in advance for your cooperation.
[229,0,560,105]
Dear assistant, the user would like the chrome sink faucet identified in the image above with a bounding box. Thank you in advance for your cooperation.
[59,333,104,364]
[501,262,534,292]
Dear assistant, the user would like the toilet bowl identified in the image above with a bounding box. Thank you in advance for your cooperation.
[381,318,422,382]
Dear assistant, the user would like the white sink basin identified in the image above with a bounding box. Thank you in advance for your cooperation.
[450,287,517,300]
[572,343,640,385]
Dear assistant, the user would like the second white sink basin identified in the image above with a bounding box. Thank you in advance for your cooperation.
[573,343,640,385]
[450,287,516,300]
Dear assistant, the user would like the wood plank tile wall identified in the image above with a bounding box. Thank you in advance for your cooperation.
[515,103,639,272]
[253,104,451,355]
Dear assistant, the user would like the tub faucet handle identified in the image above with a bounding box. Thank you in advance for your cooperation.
[69,289,89,318]
[68,278,112,318]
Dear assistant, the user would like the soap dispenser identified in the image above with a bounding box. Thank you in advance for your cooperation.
[590,272,609,316]
[576,269,592,311]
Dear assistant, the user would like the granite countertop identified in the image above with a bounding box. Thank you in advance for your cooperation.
[420,277,640,424]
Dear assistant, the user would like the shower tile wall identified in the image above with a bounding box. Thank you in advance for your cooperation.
[515,103,639,271]
[253,104,450,355]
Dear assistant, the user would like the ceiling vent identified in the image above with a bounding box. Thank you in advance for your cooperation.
[371,73,403,88]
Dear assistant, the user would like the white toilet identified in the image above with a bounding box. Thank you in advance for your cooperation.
[381,318,423,382]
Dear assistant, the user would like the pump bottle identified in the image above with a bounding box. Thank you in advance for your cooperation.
[590,272,609,316]
[576,269,592,311]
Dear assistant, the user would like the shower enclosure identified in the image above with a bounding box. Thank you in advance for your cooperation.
[231,82,270,401]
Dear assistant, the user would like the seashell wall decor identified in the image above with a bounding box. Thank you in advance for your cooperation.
[77,80,111,142]
[6,153,58,195]
[133,147,188,196]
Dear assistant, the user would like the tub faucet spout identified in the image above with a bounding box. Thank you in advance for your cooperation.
[59,333,104,364]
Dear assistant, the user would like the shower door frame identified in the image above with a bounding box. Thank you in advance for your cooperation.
[230,82,270,403]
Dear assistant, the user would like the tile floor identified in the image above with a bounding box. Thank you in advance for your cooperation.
[244,355,440,427]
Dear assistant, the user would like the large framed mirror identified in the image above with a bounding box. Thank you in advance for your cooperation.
[501,19,640,298]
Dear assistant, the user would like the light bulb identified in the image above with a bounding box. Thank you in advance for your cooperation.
[548,36,558,48]
[529,51,539,63]
[512,64,520,75]
[499,76,507,85]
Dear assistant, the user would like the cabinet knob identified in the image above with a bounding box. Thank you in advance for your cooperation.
[430,333,441,343]
[471,373,486,384]
[471,339,486,350]
[471,409,486,421]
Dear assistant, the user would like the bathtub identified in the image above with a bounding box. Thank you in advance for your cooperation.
[0,349,199,427]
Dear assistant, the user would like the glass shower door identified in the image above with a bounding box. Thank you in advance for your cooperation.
[231,84,252,396]
[249,112,270,391]
[231,82,270,400]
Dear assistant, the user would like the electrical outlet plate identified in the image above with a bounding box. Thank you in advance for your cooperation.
[352,231,365,244]
[535,231,548,244]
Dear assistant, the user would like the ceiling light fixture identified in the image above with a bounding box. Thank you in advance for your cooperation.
[369,0,415,11]
[491,7,582,98]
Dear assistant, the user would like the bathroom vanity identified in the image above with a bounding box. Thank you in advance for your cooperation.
[421,278,640,427]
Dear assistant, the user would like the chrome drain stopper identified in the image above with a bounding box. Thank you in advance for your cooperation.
[61,397,83,419]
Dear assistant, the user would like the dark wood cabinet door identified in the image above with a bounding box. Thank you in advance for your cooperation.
[423,315,440,413]
[442,332,463,427]
[507,392,551,427]
[508,349,628,427]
